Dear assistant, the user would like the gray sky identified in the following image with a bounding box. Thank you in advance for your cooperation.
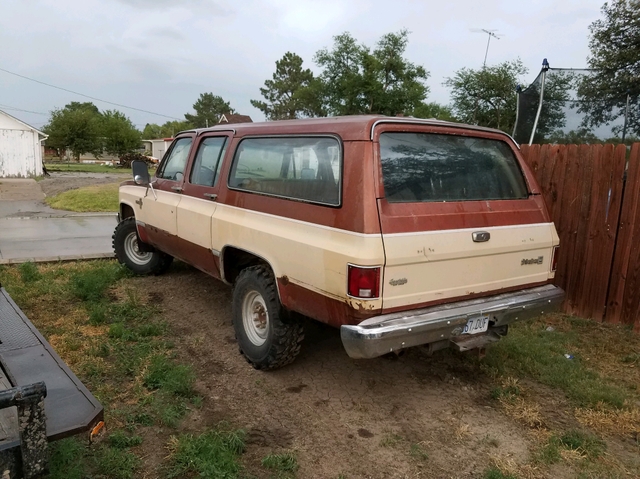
[1,0,604,131]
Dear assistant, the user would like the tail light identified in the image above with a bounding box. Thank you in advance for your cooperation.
[347,264,381,299]
[551,246,559,272]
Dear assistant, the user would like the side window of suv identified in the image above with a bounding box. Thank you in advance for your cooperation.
[157,137,193,181]
[228,137,341,206]
[190,137,227,187]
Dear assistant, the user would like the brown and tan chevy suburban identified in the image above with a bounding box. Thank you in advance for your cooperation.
[113,115,564,370]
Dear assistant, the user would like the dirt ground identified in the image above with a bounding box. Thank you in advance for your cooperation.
[39,172,130,197]
[124,267,638,479]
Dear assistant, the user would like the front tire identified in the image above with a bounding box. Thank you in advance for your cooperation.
[232,265,304,370]
[112,217,173,275]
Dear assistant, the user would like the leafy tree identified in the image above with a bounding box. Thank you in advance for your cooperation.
[43,102,103,161]
[445,59,527,133]
[184,93,234,128]
[251,52,317,120]
[545,128,601,144]
[101,110,141,156]
[411,102,457,121]
[578,0,640,137]
[142,121,193,138]
[313,30,430,116]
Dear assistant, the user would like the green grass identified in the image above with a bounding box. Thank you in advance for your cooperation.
[0,260,204,477]
[483,467,518,479]
[45,182,120,212]
[45,162,125,173]
[167,427,246,479]
[537,430,606,465]
[262,452,299,479]
[483,320,628,408]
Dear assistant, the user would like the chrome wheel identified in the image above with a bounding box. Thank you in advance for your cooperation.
[123,231,152,266]
[242,290,269,346]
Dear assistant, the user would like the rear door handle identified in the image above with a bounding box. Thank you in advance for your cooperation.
[171,186,183,193]
[204,193,218,201]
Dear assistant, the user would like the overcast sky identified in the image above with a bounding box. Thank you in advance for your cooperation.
[1,0,604,131]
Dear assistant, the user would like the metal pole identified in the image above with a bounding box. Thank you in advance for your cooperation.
[621,92,630,144]
[512,85,521,138]
[529,59,549,145]
[483,35,491,68]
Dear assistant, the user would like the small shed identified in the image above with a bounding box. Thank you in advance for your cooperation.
[0,110,48,178]
[219,113,253,124]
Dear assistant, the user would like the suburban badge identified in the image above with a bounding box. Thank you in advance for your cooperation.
[389,278,408,286]
[521,256,544,265]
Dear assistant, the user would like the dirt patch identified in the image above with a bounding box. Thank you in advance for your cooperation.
[40,172,130,197]
[0,179,45,201]
[133,267,540,478]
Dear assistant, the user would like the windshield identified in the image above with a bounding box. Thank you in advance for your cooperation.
[379,132,529,203]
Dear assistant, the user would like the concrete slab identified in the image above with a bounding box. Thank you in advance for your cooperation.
[0,216,117,264]
[0,179,44,201]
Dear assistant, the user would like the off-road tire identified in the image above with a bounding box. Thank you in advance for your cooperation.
[232,265,304,370]
[112,217,173,275]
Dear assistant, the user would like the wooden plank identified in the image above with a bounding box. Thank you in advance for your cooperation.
[554,145,580,311]
[0,366,18,448]
[589,145,627,320]
[606,144,640,325]
[620,146,640,331]
[540,144,561,220]
[566,145,596,315]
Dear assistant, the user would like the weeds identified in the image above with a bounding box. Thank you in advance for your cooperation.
[262,452,299,479]
[167,427,246,478]
[537,430,606,465]
[484,319,628,408]
[483,467,518,479]
[143,355,196,397]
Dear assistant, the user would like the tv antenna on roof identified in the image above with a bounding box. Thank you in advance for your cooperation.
[470,28,503,67]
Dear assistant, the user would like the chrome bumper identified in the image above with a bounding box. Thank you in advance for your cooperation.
[340,284,564,359]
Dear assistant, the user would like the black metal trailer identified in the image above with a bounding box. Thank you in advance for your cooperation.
[0,287,103,478]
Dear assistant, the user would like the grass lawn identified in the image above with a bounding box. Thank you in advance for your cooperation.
[44,163,127,174]
[45,183,120,212]
[0,260,638,478]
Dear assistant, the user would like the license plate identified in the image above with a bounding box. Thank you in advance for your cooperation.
[463,314,489,335]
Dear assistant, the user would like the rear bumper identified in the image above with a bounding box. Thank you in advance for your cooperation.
[340,284,564,359]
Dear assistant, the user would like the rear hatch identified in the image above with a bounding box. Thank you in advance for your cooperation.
[375,125,558,311]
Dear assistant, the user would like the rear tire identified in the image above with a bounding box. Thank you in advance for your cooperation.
[232,265,304,370]
[112,217,173,275]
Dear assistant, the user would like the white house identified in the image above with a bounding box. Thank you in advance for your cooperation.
[0,110,47,178]
[141,138,173,161]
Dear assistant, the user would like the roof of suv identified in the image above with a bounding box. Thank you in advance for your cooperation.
[178,115,517,144]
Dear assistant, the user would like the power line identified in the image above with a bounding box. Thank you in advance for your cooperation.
[0,66,182,121]
[0,103,49,116]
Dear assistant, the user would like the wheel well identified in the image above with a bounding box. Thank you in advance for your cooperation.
[222,247,270,284]
[120,203,135,220]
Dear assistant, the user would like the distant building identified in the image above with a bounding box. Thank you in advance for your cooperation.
[141,138,174,161]
[0,110,48,178]
[219,113,253,124]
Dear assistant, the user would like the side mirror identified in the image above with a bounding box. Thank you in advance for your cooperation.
[132,160,150,186]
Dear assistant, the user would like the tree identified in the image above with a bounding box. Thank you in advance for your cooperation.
[43,102,103,161]
[251,52,317,120]
[313,30,430,116]
[184,93,234,128]
[411,102,457,121]
[101,110,141,157]
[142,121,193,138]
[578,0,640,137]
[445,60,527,133]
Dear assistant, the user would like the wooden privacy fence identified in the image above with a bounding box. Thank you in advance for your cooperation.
[520,143,640,331]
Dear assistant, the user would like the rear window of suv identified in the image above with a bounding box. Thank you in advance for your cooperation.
[379,132,529,203]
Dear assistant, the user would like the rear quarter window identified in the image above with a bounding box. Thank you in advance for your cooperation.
[228,137,341,206]
[379,132,529,203]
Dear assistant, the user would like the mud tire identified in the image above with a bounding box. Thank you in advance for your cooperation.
[232,265,304,370]
[112,217,173,275]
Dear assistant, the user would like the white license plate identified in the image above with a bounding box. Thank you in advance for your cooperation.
[463,314,489,335]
